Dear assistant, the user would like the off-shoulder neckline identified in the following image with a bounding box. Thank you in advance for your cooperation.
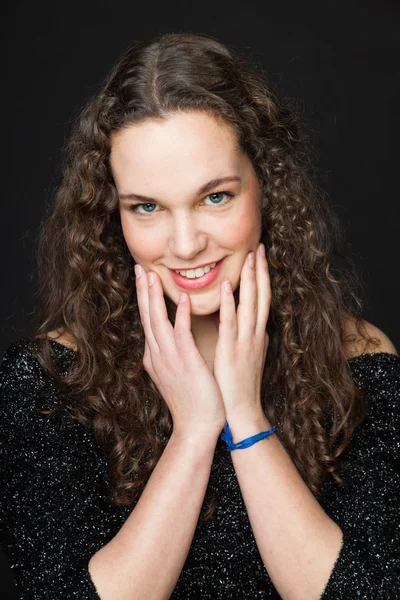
[40,338,399,363]
[346,351,399,362]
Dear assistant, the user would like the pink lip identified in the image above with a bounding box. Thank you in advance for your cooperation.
[169,258,224,290]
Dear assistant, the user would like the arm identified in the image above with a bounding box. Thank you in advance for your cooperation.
[320,352,400,598]
[88,431,217,600]
[0,340,218,600]
[226,411,343,600]
[0,389,106,599]
[227,352,400,600]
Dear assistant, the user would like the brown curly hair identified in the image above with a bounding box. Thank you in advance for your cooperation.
[30,32,380,521]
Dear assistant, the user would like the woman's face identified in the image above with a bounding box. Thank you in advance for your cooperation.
[110,110,262,317]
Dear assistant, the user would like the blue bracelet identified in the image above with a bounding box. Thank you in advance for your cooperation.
[220,420,276,451]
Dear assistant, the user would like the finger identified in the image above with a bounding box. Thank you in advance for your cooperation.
[173,292,205,363]
[146,270,178,357]
[237,251,257,341]
[135,264,160,351]
[255,243,271,337]
[143,337,155,375]
[219,278,238,342]
[173,291,193,342]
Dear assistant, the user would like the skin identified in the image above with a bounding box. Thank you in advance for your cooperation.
[109,110,263,370]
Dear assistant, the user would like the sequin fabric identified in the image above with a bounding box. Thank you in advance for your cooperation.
[0,338,399,599]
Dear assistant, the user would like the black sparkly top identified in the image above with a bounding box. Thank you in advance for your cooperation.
[1,338,399,599]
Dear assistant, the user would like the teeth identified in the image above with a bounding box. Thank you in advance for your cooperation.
[175,262,217,278]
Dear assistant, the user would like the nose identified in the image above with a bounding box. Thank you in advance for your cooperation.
[169,216,208,262]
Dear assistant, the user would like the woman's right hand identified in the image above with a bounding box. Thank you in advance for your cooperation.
[135,265,226,443]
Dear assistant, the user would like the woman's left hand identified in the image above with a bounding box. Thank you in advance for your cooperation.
[213,242,271,421]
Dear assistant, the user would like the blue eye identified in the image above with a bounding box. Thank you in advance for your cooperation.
[128,191,235,216]
[205,191,233,205]
[129,202,158,215]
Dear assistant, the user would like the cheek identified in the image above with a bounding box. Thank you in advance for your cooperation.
[232,208,261,247]
[236,217,254,244]
[120,216,155,262]
[120,217,137,255]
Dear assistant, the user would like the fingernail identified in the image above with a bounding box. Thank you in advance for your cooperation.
[134,264,143,278]
[247,252,255,267]
[148,272,155,286]
[258,243,265,257]
[179,292,186,304]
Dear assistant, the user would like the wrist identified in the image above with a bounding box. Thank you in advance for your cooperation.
[223,409,271,445]
[171,426,221,449]
[166,432,217,468]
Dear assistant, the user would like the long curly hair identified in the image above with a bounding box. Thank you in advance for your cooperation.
[30,32,380,521]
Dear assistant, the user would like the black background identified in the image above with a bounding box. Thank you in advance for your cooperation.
[1,1,399,597]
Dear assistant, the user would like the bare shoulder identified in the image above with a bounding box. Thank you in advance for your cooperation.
[45,329,78,351]
[343,316,398,359]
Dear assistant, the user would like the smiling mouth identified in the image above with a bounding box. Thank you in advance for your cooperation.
[169,258,224,289]
[169,259,222,272]
[173,262,219,279]
[169,258,224,277]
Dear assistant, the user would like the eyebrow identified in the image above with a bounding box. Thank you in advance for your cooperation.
[118,176,242,203]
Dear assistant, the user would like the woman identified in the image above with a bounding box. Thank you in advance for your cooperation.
[0,32,399,599]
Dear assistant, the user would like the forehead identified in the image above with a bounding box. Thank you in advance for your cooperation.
[109,111,248,190]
